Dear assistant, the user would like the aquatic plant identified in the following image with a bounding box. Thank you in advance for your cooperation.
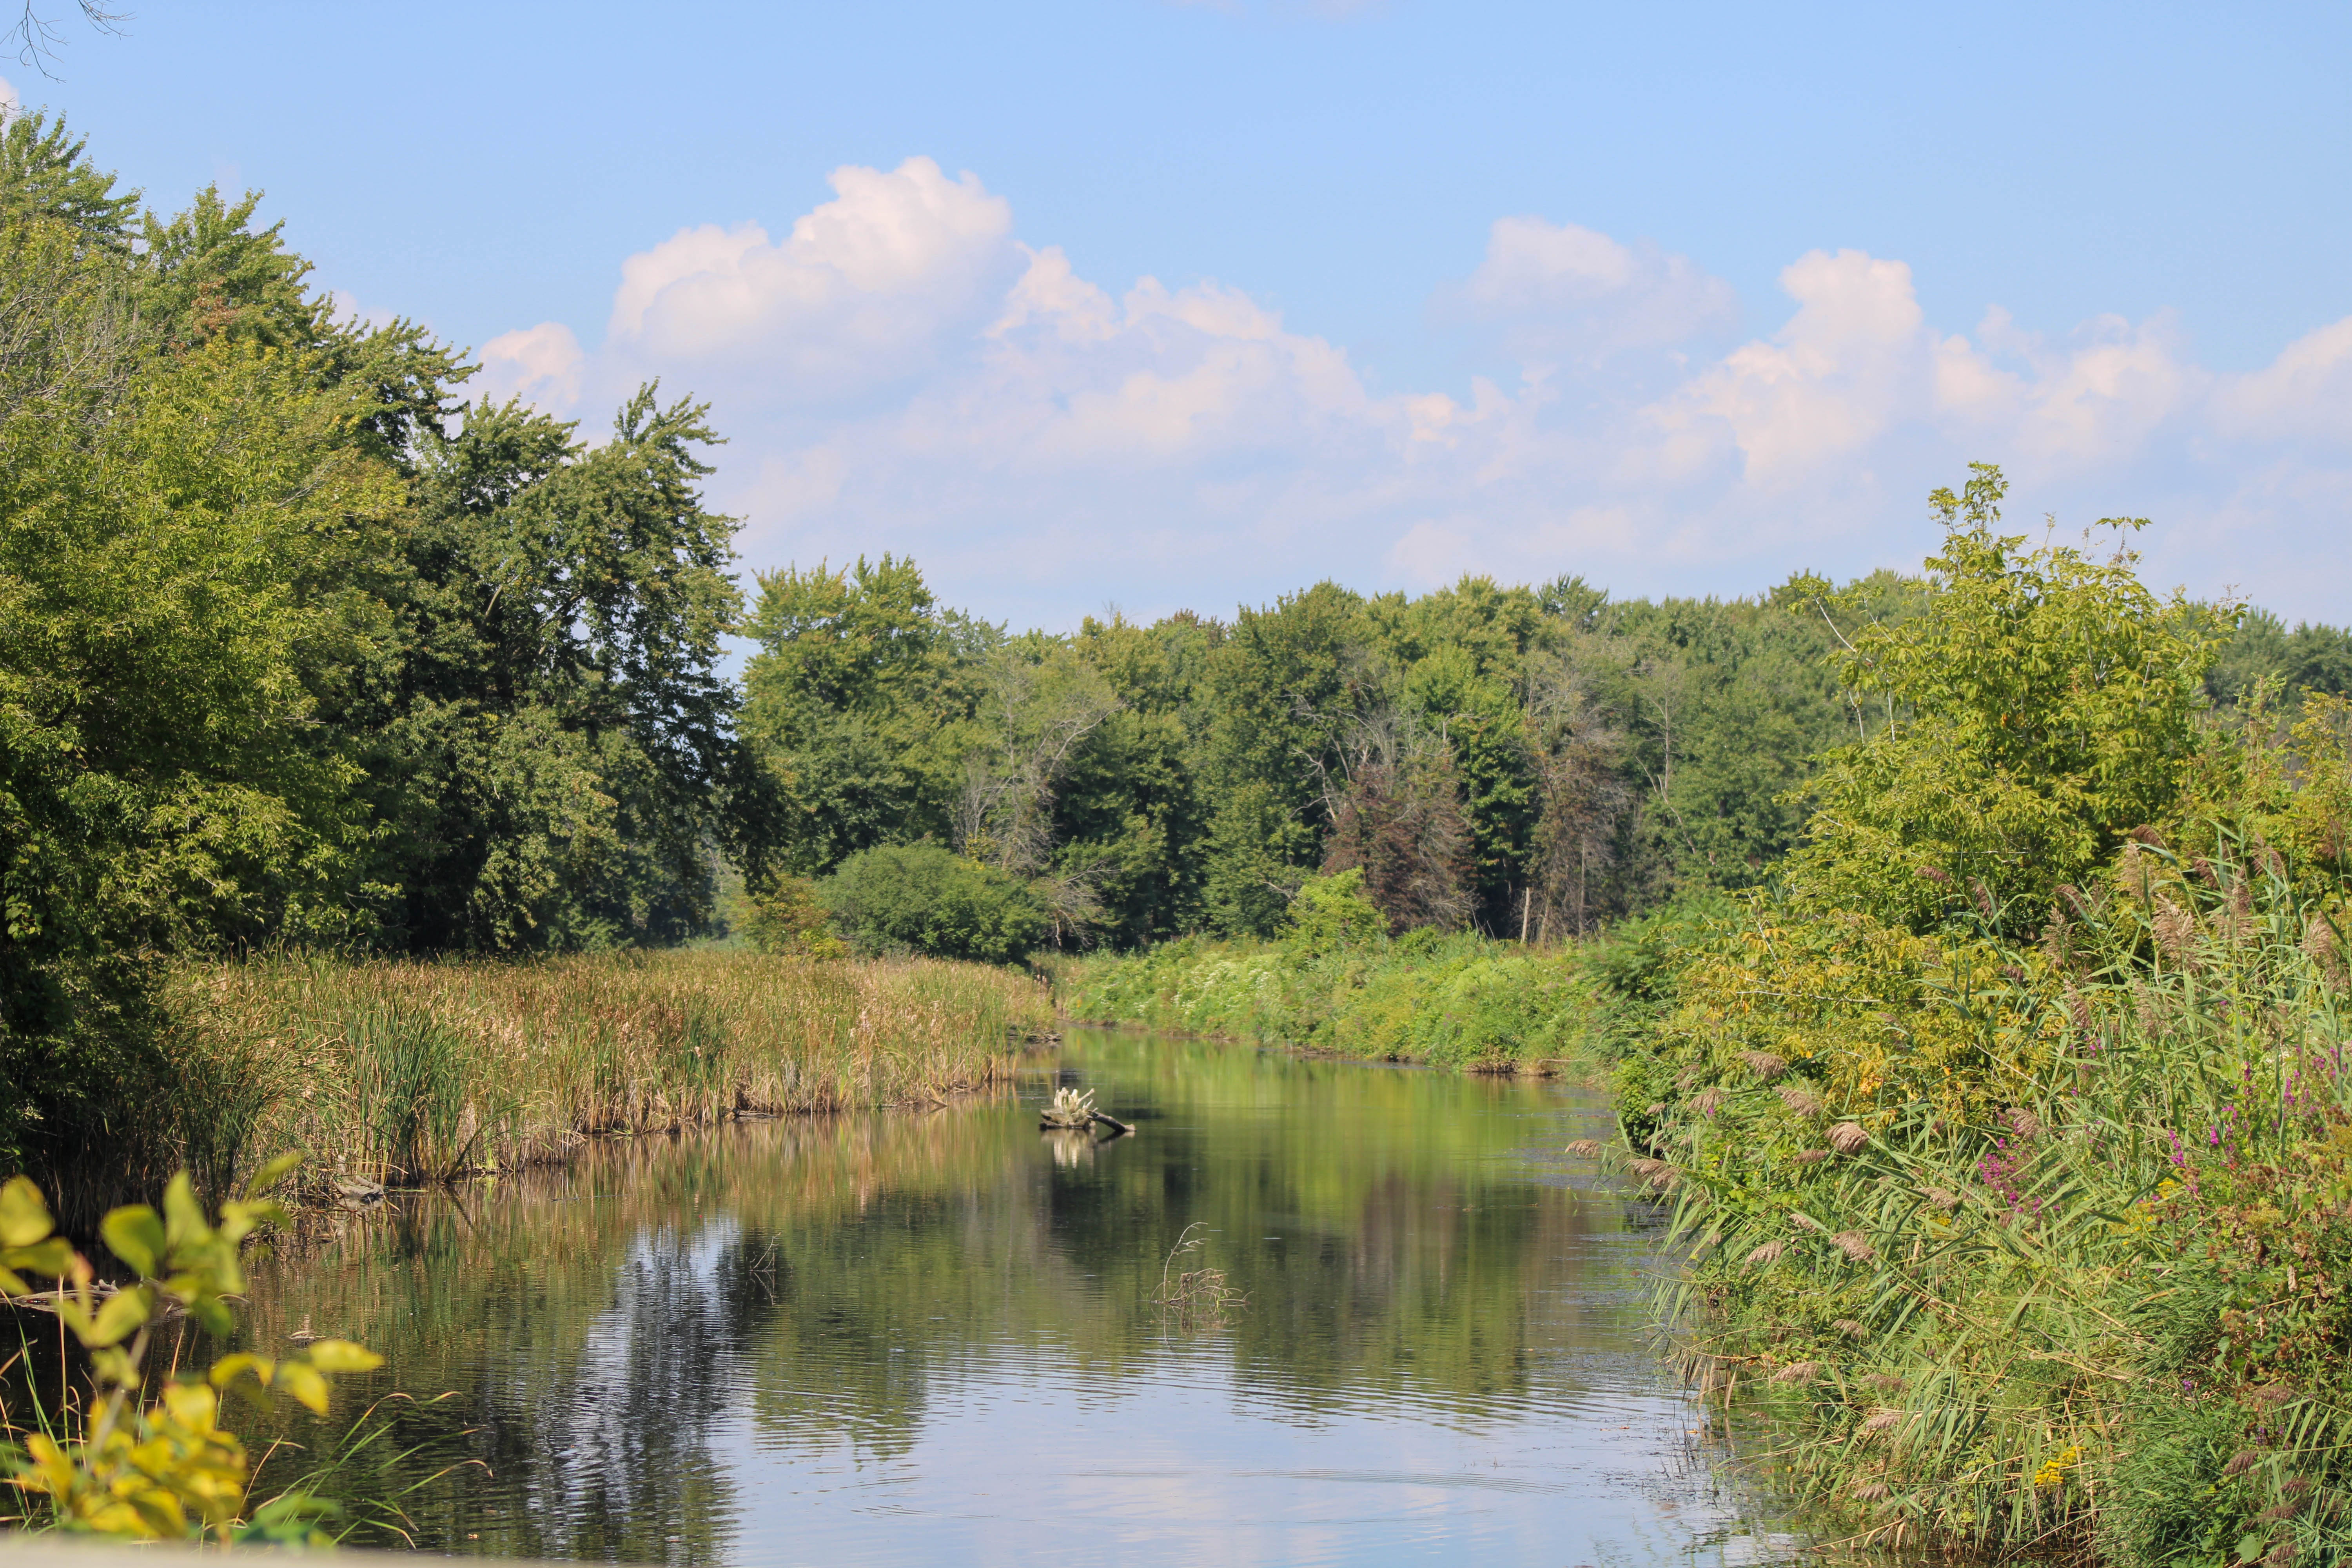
[1152,1223,1247,1332]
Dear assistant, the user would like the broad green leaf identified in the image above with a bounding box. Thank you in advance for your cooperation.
[210,1350,274,1389]
[275,1359,330,1415]
[0,1267,22,1296]
[160,1172,208,1260]
[100,1204,166,1278]
[1,1237,73,1278]
[82,1285,152,1348]
[302,1339,383,1374]
[0,1176,51,1249]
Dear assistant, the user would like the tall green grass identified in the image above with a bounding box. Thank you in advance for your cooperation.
[1635,841,2352,1563]
[158,951,1052,1193]
[1058,927,1645,1072]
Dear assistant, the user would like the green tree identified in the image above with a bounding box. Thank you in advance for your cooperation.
[1784,464,2221,936]
[0,110,134,245]
[0,223,403,1176]
[361,390,750,952]
[740,555,985,877]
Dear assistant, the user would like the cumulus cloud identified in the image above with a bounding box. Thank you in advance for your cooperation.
[604,156,1015,403]
[2214,317,2352,445]
[1452,216,1737,362]
[482,160,2352,628]
[477,321,586,412]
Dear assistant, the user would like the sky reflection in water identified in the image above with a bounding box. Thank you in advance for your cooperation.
[241,1030,1784,1566]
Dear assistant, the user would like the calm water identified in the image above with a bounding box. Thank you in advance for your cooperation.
[235,1031,1783,1566]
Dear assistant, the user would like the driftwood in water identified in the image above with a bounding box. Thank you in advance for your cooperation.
[1040,1086,1134,1137]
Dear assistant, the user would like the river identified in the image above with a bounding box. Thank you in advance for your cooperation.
[233,1029,1787,1565]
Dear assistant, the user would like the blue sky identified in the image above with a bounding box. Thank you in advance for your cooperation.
[27,1,2352,628]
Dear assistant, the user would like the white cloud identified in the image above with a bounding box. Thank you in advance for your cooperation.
[1648,249,1929,486]
[1455,216,1737,361]
[477,321,586,413]
[488,163,2352,629]
[2214,316,2352,445]
[605,156,1014,402]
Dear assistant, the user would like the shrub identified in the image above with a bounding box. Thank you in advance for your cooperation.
[743,874,847,958]
[1283,869,1385,956]
[0,1161,383,1544]
[818,844,1045,964]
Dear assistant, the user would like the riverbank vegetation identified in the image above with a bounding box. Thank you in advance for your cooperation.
[1056,868,1714,1071]
[1615,472,2352,1562]
[160,953,1045,1197]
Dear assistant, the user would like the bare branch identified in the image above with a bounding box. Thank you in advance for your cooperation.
[9,2,127,78]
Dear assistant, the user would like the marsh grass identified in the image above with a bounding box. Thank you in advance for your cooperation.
[1641,836,2352,1564]
[159,951,1051,1191]
[1059,930,1634,1073]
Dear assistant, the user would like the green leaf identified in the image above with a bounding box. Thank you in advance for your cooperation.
[100,1204,165,1278]
[243,1151,304,1198]
[0,1238,72,1278]
[160,1172,208,1261]
[0,1176,53,1250]
[210,1351,276,1411]
[275,1359,330,1415]
[302,1338,383,1374]
[82,1285,151,1349]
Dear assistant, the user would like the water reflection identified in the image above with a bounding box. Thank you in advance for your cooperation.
[231,1030,1780,1565]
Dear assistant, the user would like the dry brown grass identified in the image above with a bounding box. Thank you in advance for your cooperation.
[160,950,1052,1191]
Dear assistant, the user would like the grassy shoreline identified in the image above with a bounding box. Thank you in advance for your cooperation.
[1052,900,1716,1078]
[157,951,1051,1199]
[1053,934,1607,1073]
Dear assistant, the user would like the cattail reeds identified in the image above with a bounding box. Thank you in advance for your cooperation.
[160,950,1051,1189]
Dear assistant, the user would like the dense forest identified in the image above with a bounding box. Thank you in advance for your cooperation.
[4,107,2349,1175]
[744,541,2352,955]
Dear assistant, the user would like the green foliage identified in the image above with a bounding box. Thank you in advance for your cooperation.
[0,1164,383,1544]
[362,388,750,952]
[742,874,846,958]
[0,113,762,1186]
[738,551,1947,948]
[2209,607,2352,713]
[1283,869,1385,956]
[1785,465,2221,940]
[1611,469,2352,1559]
[1062,926,1631,1073]
[0,112,135,247]
[818,844,1045,964]
[740,555,985,877]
